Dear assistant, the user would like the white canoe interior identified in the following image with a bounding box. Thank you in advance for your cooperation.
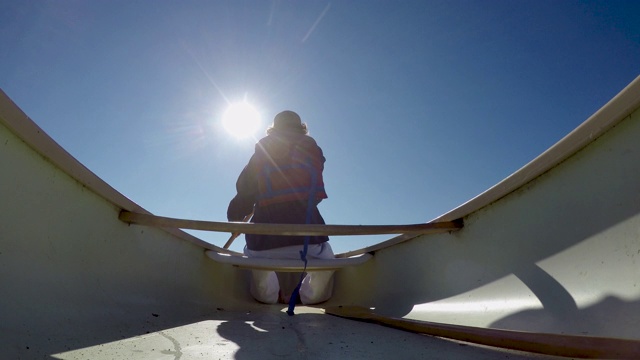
[2,76,640,359]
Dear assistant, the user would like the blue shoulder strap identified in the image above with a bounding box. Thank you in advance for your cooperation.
[287,159,318,316]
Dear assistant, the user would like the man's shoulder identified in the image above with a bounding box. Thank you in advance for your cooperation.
[298,134,318,146]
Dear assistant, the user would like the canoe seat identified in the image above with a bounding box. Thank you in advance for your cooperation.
[205,250,373,272]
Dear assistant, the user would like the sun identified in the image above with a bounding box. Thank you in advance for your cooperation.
[222,102,262,139]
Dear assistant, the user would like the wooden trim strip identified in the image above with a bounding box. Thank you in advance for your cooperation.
[325,306,640,359]
[119,211,463,236]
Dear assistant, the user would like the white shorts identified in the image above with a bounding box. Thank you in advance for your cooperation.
[244,243,335,305]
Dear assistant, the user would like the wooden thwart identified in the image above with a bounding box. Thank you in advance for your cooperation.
[325,306,640,359]
[119,211,463,236]
[206,250,372,272]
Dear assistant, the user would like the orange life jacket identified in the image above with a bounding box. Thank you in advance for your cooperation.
[253,132,327,207]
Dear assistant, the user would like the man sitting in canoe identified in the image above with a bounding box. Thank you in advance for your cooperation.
[227,110,334,304]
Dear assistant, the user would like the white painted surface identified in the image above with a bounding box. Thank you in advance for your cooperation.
[48,307,561,360]
[1,76,640,358]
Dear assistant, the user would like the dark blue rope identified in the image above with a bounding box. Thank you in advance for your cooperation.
[287,160,317,316]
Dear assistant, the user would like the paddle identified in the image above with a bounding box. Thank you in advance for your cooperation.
[223,211,253,249]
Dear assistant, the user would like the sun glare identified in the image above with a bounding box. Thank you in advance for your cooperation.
[222,102,261,139]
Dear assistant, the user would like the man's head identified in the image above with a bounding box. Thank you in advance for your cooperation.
[268,110,308,134]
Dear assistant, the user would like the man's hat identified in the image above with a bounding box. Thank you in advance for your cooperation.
[273,110,302,129]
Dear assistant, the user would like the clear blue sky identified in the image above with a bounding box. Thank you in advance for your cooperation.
[1,1,639,254]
